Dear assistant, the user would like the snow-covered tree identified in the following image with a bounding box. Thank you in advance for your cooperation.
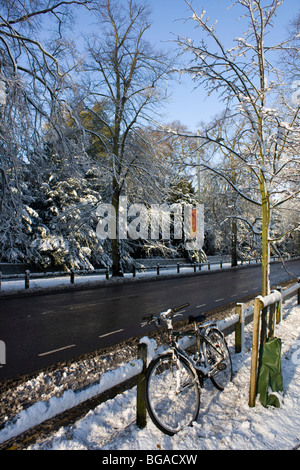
[26,167,108,270]
[171,0,300,296]
[0,0,92,263]
[78,0,172,276]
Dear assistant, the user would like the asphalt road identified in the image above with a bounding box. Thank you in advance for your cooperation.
[0,259,299,382]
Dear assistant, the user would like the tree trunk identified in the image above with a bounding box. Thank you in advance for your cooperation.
[260,180,270,297]
[111,180,123,277]
[231,219,238,267]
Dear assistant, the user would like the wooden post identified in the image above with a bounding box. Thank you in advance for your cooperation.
[136,342,147,429]
[177,263,180,274]
[260,306,268,352]
[70,269,75,284]
[268,303,276,339]
[157,264,160,276]
[235,303,244,353]
[25,270,30,289]
[249,297,262,407]
[132,265,136,278]
[276,287,282,324]
[106,267,109,280]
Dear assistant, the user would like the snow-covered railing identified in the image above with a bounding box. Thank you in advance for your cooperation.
[136,281,300,426]
[0,359,143,446]
[133,255,291,277]
[248,283,300,408]
[0,255,294,291]
[0,267,110,291]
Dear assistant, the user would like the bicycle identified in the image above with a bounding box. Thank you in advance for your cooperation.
[141,303,232,435]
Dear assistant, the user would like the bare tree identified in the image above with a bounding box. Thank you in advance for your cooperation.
[81,0,172,276]
[170,0,300,296]
[281,10,300,81]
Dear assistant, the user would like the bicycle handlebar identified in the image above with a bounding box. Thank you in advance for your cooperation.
[141,303,189,327]
[171,303,189,313]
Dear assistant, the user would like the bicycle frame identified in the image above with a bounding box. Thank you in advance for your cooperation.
[142,304,230,386]
[157,319,226,384]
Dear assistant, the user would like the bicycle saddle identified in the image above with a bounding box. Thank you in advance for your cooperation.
[188,314,206,324]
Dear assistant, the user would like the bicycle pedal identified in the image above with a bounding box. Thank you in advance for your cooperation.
[217,363,227,371]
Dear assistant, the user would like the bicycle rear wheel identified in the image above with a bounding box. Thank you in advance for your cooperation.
[145,353,201,436]
[203,328,232,391]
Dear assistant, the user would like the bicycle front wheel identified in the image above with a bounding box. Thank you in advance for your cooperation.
[203,328,232,391]
[145,353,201,436]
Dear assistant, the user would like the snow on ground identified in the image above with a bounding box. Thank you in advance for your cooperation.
[23,296,300,451]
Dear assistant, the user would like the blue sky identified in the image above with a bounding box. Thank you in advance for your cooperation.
[142,0,299,131]
[74,0,299,132]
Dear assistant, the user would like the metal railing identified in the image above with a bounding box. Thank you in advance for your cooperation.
[0,255,295,291]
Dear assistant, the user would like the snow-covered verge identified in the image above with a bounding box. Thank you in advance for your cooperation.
[0,262,232,293]
[21,296,300,451]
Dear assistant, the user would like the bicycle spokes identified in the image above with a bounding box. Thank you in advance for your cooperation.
[145,354,201,435]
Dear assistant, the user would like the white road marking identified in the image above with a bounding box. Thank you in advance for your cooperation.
[196,304,207,309]
[99,329,124,339]
[215,298,224,302]
[38,344,76,357]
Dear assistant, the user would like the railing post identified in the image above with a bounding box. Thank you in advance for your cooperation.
[275,287,282,324]
[25,270,30,289]
[235,303,245,353]
[249,297,263,407]
[136,342,147,429]
[268,303,276,339]
[260,306,268,351]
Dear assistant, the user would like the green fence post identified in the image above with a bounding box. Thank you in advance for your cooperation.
[249,297,263,407]
[136,342,147,429]
[235,303,244,353]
